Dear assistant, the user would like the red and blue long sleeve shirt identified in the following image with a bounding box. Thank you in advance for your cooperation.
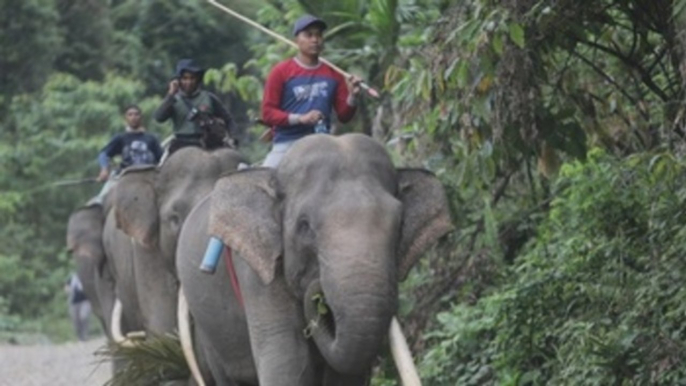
[261,58,357,143]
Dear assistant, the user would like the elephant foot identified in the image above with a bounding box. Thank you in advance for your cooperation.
[323,367,370,386]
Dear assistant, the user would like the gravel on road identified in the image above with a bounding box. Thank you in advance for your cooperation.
[0,337,111,386]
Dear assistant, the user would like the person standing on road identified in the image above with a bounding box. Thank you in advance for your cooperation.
[65,273,91,342]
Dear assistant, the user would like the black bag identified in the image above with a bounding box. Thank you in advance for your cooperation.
[196,112,231,150]
[180,96,235,150]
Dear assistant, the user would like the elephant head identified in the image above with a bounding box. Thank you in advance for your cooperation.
[108,147,245,336]
[66,204,111,330]
[67,204,106,275]
[208,134,453,376]
[113,147,245,269]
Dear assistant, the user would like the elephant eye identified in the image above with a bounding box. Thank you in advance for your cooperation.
[166,213,180,227]
[296,217,313,235]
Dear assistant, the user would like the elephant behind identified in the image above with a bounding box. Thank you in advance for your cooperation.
[66,204,116,339]
[178,133,453,385]
[104,146,246,339]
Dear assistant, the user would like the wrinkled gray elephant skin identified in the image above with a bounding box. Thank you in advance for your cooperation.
[103,146,245,339]
[66,204,116,338]
[178,134,453,385]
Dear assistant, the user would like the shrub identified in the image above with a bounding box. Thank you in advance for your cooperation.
[420,149,686,385]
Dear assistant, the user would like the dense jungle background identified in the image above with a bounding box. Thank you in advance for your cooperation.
[2,0,686,384]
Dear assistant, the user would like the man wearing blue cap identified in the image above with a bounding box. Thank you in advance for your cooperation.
[261,15,362,167]
[154,58,238,153]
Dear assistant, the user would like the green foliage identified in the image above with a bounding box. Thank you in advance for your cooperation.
[54,0,113,80]
[97,333,190,385]
[0,0,255,333]
[0,73,163,320]
[109,0,253,95]
[420,151,686,385]
[4,4,686,386]
[0,0,62,105]
[376,3,686,383]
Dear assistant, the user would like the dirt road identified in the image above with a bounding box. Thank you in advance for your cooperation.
[0,337,111,386]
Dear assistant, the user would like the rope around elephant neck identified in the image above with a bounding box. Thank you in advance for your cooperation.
[224,247,244,309]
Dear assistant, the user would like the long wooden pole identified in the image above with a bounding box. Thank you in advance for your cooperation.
[206,0,379,98]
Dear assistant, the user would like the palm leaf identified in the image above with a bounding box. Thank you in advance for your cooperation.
[95,332,190,386]
[325,20,366,40]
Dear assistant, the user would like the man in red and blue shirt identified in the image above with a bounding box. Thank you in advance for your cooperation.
[261,14,361,167]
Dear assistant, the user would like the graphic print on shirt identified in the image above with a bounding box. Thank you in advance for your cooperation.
[293,81,330,102]
[123,140,155,166]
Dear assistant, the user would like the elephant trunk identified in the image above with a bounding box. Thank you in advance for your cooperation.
[303,188,401,374]
[304,271,397,375]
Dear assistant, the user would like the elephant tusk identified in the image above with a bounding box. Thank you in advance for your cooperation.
[389,317,422,386]
[178,287,206,386]
[111,298,135,348]
[126,331,147,339]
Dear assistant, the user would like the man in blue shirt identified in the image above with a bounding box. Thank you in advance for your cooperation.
[90,105,163,205]
[97,105,164,182]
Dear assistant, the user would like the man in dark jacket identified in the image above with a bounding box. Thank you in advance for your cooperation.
[154,58,238,153]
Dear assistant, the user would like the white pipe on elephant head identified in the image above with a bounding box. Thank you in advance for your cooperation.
[178,287,206,386]
[389,317,422,386]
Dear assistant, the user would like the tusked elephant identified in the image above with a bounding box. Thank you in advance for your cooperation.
[177,133,453,385]
[66,204,116,338]
[103,146,246,345]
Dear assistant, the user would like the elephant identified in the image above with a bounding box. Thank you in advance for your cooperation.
[66,203,116,338]
[104,146,246,341]
[177,133,453,385]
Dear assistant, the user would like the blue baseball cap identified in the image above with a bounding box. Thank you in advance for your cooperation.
[293,14,327,36]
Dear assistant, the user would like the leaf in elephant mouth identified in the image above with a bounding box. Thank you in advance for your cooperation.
[304,292,332,338]
[312,292,330,316]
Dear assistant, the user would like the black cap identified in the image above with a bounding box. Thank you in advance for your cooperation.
[293,15,327,36]
[175,58,205,79]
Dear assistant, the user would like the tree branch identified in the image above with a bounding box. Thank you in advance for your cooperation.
[576,38,671,101]
[571,50,646,120]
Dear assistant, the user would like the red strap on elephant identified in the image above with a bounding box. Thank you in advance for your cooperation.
[223,247,245,309]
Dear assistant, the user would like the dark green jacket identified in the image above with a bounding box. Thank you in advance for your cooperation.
[154,89,236,137]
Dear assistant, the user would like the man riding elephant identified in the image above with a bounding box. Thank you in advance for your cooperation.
[261,15,362,167]
[177,134,453,385]
[90,105,163,205]
[154,58,239,154]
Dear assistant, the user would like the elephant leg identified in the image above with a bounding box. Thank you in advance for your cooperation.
[200,345,231,386]
[133,240,179,334]
[323,367,371,386]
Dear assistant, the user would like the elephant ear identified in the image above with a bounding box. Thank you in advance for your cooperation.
[113,167,159,248]
[67,204,106,273]
[209,168,282,285]
[397,169,454,280]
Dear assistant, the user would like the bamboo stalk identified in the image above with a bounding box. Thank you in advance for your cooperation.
[206,0,379,98]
